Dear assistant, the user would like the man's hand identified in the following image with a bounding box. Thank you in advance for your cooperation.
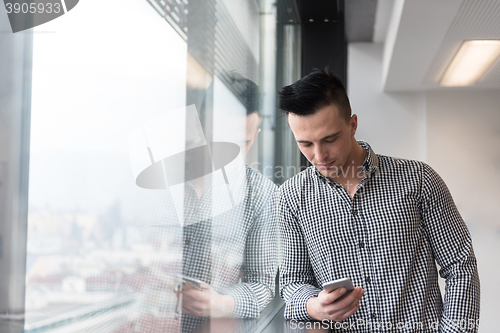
[306,286,364,321]
[181,281,236,318]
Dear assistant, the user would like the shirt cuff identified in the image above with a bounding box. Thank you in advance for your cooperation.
[224,283,260,318]
[283,284,322,321]
[439,314,479,333]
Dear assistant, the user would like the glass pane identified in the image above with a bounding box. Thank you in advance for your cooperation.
[26,0,280,332]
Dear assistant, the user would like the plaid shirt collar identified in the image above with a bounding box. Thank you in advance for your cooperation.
[358,140,379,175]
[313,140,379,182]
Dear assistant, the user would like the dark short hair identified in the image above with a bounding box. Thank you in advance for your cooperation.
[241,78,260,116]
[225,72,260,116]
[200,73,261,124]
[278,68,351,122]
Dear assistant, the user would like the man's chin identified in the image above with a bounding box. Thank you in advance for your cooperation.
[318,168,338,179]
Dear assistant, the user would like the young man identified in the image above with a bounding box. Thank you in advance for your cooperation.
[178,76,278,332]
[278,69,480,331]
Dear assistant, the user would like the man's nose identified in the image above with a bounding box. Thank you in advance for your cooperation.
[314,144,327,162]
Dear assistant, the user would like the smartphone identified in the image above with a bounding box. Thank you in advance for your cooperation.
[322,277,355,294]
[182,276,202,290]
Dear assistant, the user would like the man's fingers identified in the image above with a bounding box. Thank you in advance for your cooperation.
[332,287,348,301]
[316,290,330,306]
[319,287,363,321]
[335,288,364,320]
[338,287,363,308]
[182,282,195,291]
[338,301,360,321]
[315,286,364,321]
[324,286,363,304]
[321,287,347,304]
[181,288,199,299]
[199,281,211,290]
[182,296,210,316]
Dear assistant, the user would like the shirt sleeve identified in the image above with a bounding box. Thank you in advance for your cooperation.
[224,186,279,318]
[278,186,322,321]
[420,164,480,333]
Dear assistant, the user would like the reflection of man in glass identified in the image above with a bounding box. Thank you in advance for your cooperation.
[178,76,278,332]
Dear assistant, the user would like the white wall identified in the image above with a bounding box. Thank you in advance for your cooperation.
[426,90,500,333]
[348,42,500,333]
[348,43,426,161]
[426,90,500,227]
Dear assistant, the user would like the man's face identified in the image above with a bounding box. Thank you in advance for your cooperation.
[216,111,260,156]
[287,104,357,179]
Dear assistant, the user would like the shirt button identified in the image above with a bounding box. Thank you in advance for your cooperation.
[372,313,377,319]
[351,209,357,216]
[358,241,364,248]
[365,276,371,283]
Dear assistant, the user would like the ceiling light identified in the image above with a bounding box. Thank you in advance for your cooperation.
[440,40,500,87]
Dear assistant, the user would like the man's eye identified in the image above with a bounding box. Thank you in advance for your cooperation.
[325,138,336,143]
[301,143,312,147]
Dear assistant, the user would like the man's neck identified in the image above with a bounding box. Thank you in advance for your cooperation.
[329,141,368,197]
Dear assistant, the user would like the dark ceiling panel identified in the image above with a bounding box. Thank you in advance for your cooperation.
[277,0,301,24]
[297,0,340,22]
[345,0,377,42]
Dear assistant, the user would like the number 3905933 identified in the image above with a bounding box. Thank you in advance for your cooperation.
[5,2,62,14]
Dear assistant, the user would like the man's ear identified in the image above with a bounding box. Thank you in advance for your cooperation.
[350,114,358,136]
[245,128,262,154]
[254,128,261,139]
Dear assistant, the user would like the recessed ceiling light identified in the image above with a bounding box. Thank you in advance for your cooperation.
[440,40,500,87]
[309,19,314,22]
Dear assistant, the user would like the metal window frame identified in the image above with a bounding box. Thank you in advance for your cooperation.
[0,4,33,333]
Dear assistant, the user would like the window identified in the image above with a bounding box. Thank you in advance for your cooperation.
[23,0,285,332]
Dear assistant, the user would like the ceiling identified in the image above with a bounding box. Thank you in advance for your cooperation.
[345,0,377,42]
[380,0,500,91]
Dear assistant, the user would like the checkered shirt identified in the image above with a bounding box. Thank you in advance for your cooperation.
[278,141,480,332]
[181,165,278,331]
